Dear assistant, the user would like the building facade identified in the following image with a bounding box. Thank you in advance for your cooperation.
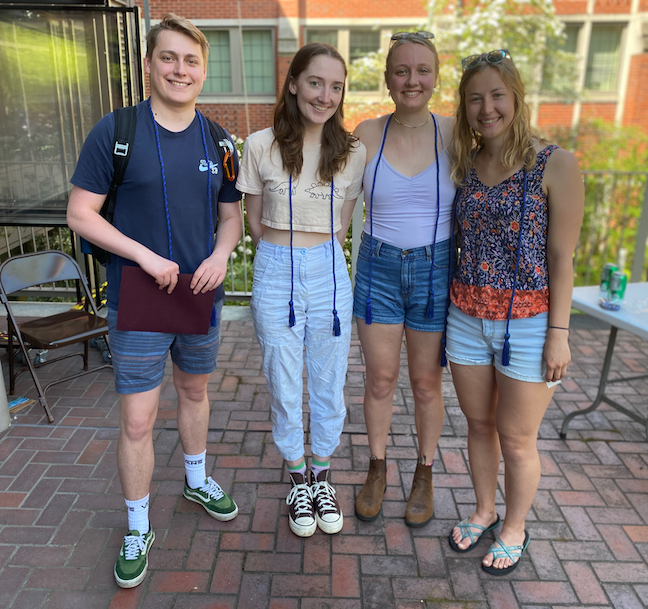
[139,0,648,137]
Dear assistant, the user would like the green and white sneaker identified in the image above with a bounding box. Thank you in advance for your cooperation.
[183,476,238,521]
[114,527,155,589]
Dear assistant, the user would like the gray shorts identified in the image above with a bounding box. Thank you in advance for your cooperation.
[107,300,223,394]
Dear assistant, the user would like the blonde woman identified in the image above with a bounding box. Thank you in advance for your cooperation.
[353,32,455,527]
[446,50,584,575]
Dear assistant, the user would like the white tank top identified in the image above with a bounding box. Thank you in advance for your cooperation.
[362,115,455,249]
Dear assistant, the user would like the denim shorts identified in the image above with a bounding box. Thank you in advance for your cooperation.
[353,232,451,332]
[445,303,548,383]
[107,300,223,394]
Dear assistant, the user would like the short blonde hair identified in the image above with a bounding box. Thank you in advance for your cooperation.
[146,14,209,65]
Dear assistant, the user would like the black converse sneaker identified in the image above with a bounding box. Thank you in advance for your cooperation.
[310,469,343,534]
[286,471,316,537]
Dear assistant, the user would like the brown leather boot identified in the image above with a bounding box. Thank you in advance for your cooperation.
[405,462,433,527]
[354,458,386,521]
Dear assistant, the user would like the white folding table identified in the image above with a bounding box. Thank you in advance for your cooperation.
[560,282,648,438]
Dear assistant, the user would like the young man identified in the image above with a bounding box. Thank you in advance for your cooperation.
[67,14,242,588]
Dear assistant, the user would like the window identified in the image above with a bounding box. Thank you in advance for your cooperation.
[242,31,274,94]
[202,29,275,96]
[305,30,338,48]
[348,30,382,92]
[585,25,623,92]
[204,31,231,93]
[541,24,579,94]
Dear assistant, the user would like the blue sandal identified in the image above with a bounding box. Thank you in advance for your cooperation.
[482,530,530,576]
[448,514,501,553]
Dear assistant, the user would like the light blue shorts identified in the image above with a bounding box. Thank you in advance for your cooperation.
[445,303,548,383]
[107,300,223,394]
[353,232,450,332]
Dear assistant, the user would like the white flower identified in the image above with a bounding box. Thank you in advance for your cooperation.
[245,235,252,242]
[237,245,244,252]
[230,251,238,260]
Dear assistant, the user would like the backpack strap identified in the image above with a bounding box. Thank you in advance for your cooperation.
[81,105,137,263]
[205,117,236,182]
[102,105,137,223]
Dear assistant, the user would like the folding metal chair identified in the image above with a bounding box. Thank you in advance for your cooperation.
[0,251,111,423]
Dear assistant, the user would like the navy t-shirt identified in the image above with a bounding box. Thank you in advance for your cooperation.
[71,100,241,310]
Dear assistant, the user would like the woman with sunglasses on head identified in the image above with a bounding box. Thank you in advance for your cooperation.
[237,43,366,538]
[446,50,583,574]
[353,31,455,527]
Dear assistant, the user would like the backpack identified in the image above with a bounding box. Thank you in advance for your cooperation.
[80,105,236,264]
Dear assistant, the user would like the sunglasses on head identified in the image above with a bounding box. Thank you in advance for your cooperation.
[461,49,512,71]
[391,31,435,43]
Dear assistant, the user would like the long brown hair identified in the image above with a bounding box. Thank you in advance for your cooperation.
[273,43,356,180]
[451,58,536,185]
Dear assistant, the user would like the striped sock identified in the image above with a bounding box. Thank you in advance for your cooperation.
[310,458,330,479]
[287,460,307,483]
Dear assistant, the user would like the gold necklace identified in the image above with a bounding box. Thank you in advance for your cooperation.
[393,113,431,129]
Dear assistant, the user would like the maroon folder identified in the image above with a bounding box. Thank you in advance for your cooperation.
[116,266,214,334]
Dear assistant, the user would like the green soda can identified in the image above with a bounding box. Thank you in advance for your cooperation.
[600,263,617,292]
[609,271,627,302]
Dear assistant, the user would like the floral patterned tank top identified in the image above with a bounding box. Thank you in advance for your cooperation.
[451,145,558,320]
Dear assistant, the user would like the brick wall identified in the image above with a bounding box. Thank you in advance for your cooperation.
[138,1,648,136]
[198,103,274,138]
[141,0,277,20]
[593,0,632,14]
[141,0,429,20]
[554,0,589,14]
[302,0,426,19]
[537,103,575,129]
[623,54,648,130]
[580,103,617,122]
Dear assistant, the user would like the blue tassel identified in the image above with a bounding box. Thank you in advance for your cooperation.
[502,333,511,366]
[426,295,435,320]
[365,300,372,325]
[210,304,216,327]
[332,311,341,337]
[440,335,447,367]
[288,301,296,328]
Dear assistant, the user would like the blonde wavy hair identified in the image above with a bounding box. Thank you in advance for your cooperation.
[451,58,537,185]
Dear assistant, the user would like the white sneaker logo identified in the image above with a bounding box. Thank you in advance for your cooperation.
[199,159,219,175]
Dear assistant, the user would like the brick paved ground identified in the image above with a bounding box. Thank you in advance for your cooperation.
[1,309,648,608]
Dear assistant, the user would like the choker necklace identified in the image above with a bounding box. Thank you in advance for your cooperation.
[393,114,431,129]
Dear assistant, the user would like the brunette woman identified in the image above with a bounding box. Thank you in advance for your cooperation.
[237,43,366,537]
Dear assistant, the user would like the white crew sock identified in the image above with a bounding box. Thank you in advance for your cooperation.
[125,494,150,534]
[184,450,207,489]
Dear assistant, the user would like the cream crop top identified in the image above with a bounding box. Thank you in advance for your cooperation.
[236,127,366,233]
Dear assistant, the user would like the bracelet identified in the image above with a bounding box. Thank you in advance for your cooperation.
[548,325,570,331]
